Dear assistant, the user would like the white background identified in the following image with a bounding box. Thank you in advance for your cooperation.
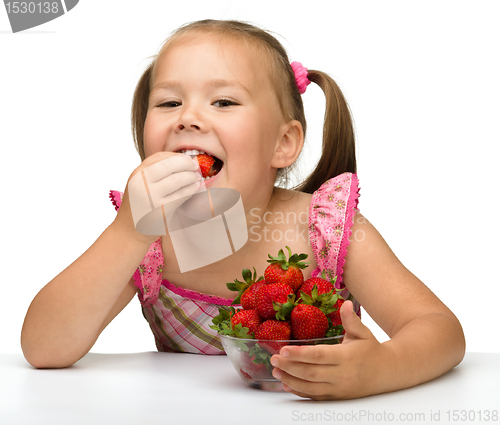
[1,1,499,355]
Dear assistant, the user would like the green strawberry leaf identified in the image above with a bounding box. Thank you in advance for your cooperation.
[210,307,238,335]
[325,317,345,338]
[226,278,248,293]
[298,290,314,305]
[233,323,254,339]
[267,248,287,265]
[274,293,296,321]
[211,307,231,325]
[242,268,252,284]
[299,284,338,314]
[227,267,262,305]
[286,246,309,269]
[235,339,250,352]
[311,284,318,299]
[249,343,274,374]
[267,246,310,271]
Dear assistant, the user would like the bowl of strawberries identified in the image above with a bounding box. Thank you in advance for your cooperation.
[211,246,346,391]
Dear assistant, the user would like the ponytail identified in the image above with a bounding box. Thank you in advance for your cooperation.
[293,70,357,194]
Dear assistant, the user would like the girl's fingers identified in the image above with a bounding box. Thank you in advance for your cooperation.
[340,300,372,340]
[151,170,202,199]
[274,368,332,399]
[282,385,311,399]
[144,153,199,183]
[272,361,333,383]
[274,344,344,366]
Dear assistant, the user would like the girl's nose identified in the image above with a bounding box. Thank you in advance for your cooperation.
[178,123,200,131]
[175,106,207,133]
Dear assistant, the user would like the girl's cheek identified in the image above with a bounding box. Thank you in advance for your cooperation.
[143,120,164,155]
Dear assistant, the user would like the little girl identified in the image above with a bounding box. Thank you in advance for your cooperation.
[21,19,465,400]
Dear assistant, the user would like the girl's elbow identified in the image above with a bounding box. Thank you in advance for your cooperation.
[449,313,466,367]
[21,337,80,369]
[23,350,78,369]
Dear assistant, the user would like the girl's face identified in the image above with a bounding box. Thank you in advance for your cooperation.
[144,35,288,198]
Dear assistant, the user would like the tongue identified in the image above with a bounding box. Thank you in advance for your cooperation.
[196,153,217,178]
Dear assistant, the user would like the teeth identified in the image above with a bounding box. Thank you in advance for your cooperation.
[202,175,214,181]
[179,149,206,156]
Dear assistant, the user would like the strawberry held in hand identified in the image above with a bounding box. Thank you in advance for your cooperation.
[265,246,309,292]
[196,153,217,178]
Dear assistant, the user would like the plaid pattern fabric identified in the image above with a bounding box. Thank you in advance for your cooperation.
[142,282,233,355]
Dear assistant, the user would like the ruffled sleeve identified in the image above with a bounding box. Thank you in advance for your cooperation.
[109,190,163,307]
[109,190,123,211]
[308,173,361,314]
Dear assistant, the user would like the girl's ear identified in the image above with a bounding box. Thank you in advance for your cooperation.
[271,120,304,168]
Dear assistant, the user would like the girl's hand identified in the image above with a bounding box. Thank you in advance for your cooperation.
[270,300,394,400]
[112,151,202,246]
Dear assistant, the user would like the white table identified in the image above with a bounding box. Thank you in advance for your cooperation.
[1,352,498,425]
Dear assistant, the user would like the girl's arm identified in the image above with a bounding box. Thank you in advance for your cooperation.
[271,212,466,399]
[21,221,150,369]
[21,152,201,369]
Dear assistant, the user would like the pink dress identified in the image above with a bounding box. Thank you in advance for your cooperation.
[109,172,361,355]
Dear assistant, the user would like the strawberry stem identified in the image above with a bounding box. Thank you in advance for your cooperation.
[266,245,309,271]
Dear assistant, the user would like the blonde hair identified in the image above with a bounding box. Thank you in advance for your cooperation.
[131,19,356,193]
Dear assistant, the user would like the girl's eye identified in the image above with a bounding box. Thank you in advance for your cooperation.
[158,101,181,108]
[213,99,237,108]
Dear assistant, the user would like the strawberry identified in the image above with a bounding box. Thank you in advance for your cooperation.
[290,304,329,340]
[255,320,291,341]
[239,369,252,380]
[265,246,309,292]
[241,280,267,310]
[256,282,294,321]
[297,277,335,301]
[196,153,217,178]
[328,298,345,328]
[255,320,292,352]
[230,309,262,337]
[226,267,264,306]
[239,350,267,379]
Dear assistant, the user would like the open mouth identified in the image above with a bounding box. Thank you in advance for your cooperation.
[177,149,223,180]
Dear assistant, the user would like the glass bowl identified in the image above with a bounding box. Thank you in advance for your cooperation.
[218,334,344,391]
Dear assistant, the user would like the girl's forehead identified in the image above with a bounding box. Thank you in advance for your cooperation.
[154,35,273,90]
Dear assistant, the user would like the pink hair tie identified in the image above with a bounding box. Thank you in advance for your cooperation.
[291,61,311,94]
